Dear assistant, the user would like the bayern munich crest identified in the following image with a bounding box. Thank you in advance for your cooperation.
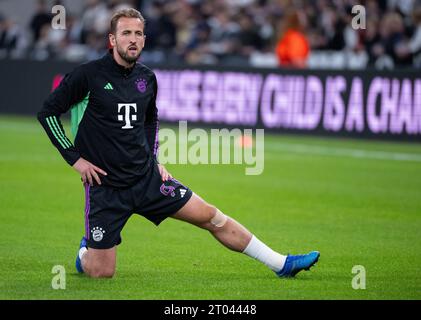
[135,78,147,93]
[91,227,106,242]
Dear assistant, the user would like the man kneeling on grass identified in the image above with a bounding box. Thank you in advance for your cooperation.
[38,8,320,279]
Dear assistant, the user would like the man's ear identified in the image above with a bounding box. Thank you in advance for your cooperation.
[109,33,116,47]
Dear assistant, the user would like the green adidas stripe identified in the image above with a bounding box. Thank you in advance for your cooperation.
[48,116,71,149]
[104,83,113,89]
[46,117,68,149]
[71,92,90,140]
[46,117,66,149]
[52,116,73,147]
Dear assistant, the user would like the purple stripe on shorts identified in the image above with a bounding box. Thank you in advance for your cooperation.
[154,120,159,156]
[84,183,90,240]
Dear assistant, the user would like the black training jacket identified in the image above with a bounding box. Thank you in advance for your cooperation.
[38,52,159,188]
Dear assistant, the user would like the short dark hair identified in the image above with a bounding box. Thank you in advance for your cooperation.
[110,8,145,34]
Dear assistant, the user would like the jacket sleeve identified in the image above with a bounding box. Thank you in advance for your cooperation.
[144,73,159,163]
[37,65,89,166]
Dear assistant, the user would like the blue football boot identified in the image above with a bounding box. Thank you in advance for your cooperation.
[276,251,320,277]
[75,236,87,273]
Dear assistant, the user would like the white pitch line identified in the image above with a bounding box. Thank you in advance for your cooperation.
[266,142,421,162]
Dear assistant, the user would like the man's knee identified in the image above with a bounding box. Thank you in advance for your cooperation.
[210,208,228,228]
[88,265,115,278]
[82,247,116,278]
[200,205,228,230]
[83,253,116,278]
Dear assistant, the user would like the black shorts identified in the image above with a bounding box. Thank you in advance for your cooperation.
[83,163,193,249]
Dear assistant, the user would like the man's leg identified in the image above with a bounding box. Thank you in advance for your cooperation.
[78,245,116,278]
[171,193,289,273]
[77,182,130,278]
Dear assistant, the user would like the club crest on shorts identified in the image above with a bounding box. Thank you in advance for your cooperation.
[91,227,106,242]
[160,183,176,197]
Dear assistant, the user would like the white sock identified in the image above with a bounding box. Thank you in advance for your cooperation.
[78,247,88,260]
[242,235,287,272]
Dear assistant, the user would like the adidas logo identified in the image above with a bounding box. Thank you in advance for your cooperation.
[180,189,186,198]
[104,83,113,90]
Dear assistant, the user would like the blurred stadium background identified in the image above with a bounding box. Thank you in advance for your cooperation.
[1,0,421,68]
[0,0,420,300]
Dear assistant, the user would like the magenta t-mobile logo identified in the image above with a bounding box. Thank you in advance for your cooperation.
[118,103,137,129]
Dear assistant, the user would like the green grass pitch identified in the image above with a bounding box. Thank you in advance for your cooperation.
[0,115,420,299]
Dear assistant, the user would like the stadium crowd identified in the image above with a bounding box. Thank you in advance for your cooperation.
[0,0,420,69]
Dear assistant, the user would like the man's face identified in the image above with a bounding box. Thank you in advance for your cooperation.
[109,17,145,64]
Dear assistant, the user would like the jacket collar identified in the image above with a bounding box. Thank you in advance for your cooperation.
[104,49,136,77]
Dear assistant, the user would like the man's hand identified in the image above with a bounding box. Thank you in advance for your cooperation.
[72,157,107,186]
[158,164,172,182]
